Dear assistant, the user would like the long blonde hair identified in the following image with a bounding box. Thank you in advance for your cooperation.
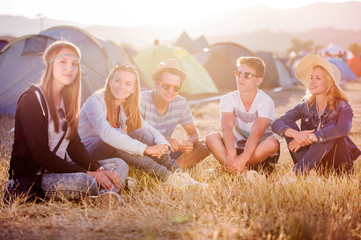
[104,62,141,133]
[305,65,348,110]
[41,41,81,140]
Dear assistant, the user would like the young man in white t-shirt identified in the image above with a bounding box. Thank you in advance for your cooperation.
[205,56,279,175]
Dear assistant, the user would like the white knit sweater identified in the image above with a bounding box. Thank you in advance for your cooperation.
[78,91,170,156]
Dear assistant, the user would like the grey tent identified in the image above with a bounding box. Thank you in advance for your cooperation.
[121,43,138,59]
[274,58,294,87]
[40,26,111,102]
[0,27,140,114]
[257,52,294,88]
[96,37,149,88]
[41,26,149,90]
[97,38,128,67]
[0,35,56,114]
[0,35,16,51]
[193,42,255,90]
[194,35,209,51]
[175,32,209,54]
[257,52,279,89]
[175,31,197,53]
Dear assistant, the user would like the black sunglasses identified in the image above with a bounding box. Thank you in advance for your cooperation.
[58,108,68,132]
[234,70,259,79]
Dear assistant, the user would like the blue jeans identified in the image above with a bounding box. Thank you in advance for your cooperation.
[284,120,354,174]
[87,128,179,181]
[41,158,129,200]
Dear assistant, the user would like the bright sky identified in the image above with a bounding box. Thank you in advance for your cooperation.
[0,0,357,27]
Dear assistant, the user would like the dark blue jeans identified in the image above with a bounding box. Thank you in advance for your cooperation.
[284,120,354,174]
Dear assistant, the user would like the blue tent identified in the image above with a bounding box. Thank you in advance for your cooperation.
[326,58,357,82]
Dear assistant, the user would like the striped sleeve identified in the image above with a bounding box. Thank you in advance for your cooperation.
[178,97,193,126]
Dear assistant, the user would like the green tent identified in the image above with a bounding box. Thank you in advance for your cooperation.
[134,45,218,95]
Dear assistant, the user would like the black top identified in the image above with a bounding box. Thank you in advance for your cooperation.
[9,85,100,179]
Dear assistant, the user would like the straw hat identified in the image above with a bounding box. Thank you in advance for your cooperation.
[151,59,186,82]
[295,54,344,94]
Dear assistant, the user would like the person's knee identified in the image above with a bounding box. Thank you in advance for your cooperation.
[72,173,98,195]
[263,137,280,155]
[129,128,155,145]
[194,139,207,149]
[78,173,96,185]
[103,158,129,173]
[205,132,221,147]
[193,140,211,156]
[118,159,130,177]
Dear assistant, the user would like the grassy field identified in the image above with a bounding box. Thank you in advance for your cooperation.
[1,82,361,239]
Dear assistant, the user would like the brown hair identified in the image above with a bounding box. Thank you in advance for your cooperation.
[41,40,81,140]
[104,63,141,133]
[236,56,266,78]
[305,66,348,110]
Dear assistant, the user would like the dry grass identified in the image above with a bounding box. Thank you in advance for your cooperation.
[1,82,361,239]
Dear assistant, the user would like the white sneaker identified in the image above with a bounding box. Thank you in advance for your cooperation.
[245,170,266,183]
[165,169,208,188]
[85,192,122,207]
[305,176,322,184]
[277,175,297,185]
[184,172,209,188]
[124,177,138,192]
[195,168,221,181]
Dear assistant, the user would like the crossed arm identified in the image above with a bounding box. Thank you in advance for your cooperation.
[166,122,199,153]
[221,112,271,174]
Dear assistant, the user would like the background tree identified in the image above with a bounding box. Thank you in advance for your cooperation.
[287,38,316,56]
[348,43,361,56]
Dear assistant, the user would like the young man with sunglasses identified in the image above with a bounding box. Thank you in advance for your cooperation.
[205,56,280,175]
[140,59,210,169]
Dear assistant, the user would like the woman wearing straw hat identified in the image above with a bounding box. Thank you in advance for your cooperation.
[272,54,361,181]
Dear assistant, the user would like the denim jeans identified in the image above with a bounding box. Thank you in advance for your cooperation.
[283,120,354,174]
[41,158,129,200]
[87,128,179,181]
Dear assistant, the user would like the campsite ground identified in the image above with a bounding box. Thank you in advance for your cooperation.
[1,82,361,239]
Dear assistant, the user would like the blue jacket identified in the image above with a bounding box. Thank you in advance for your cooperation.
[272,99,360,161]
